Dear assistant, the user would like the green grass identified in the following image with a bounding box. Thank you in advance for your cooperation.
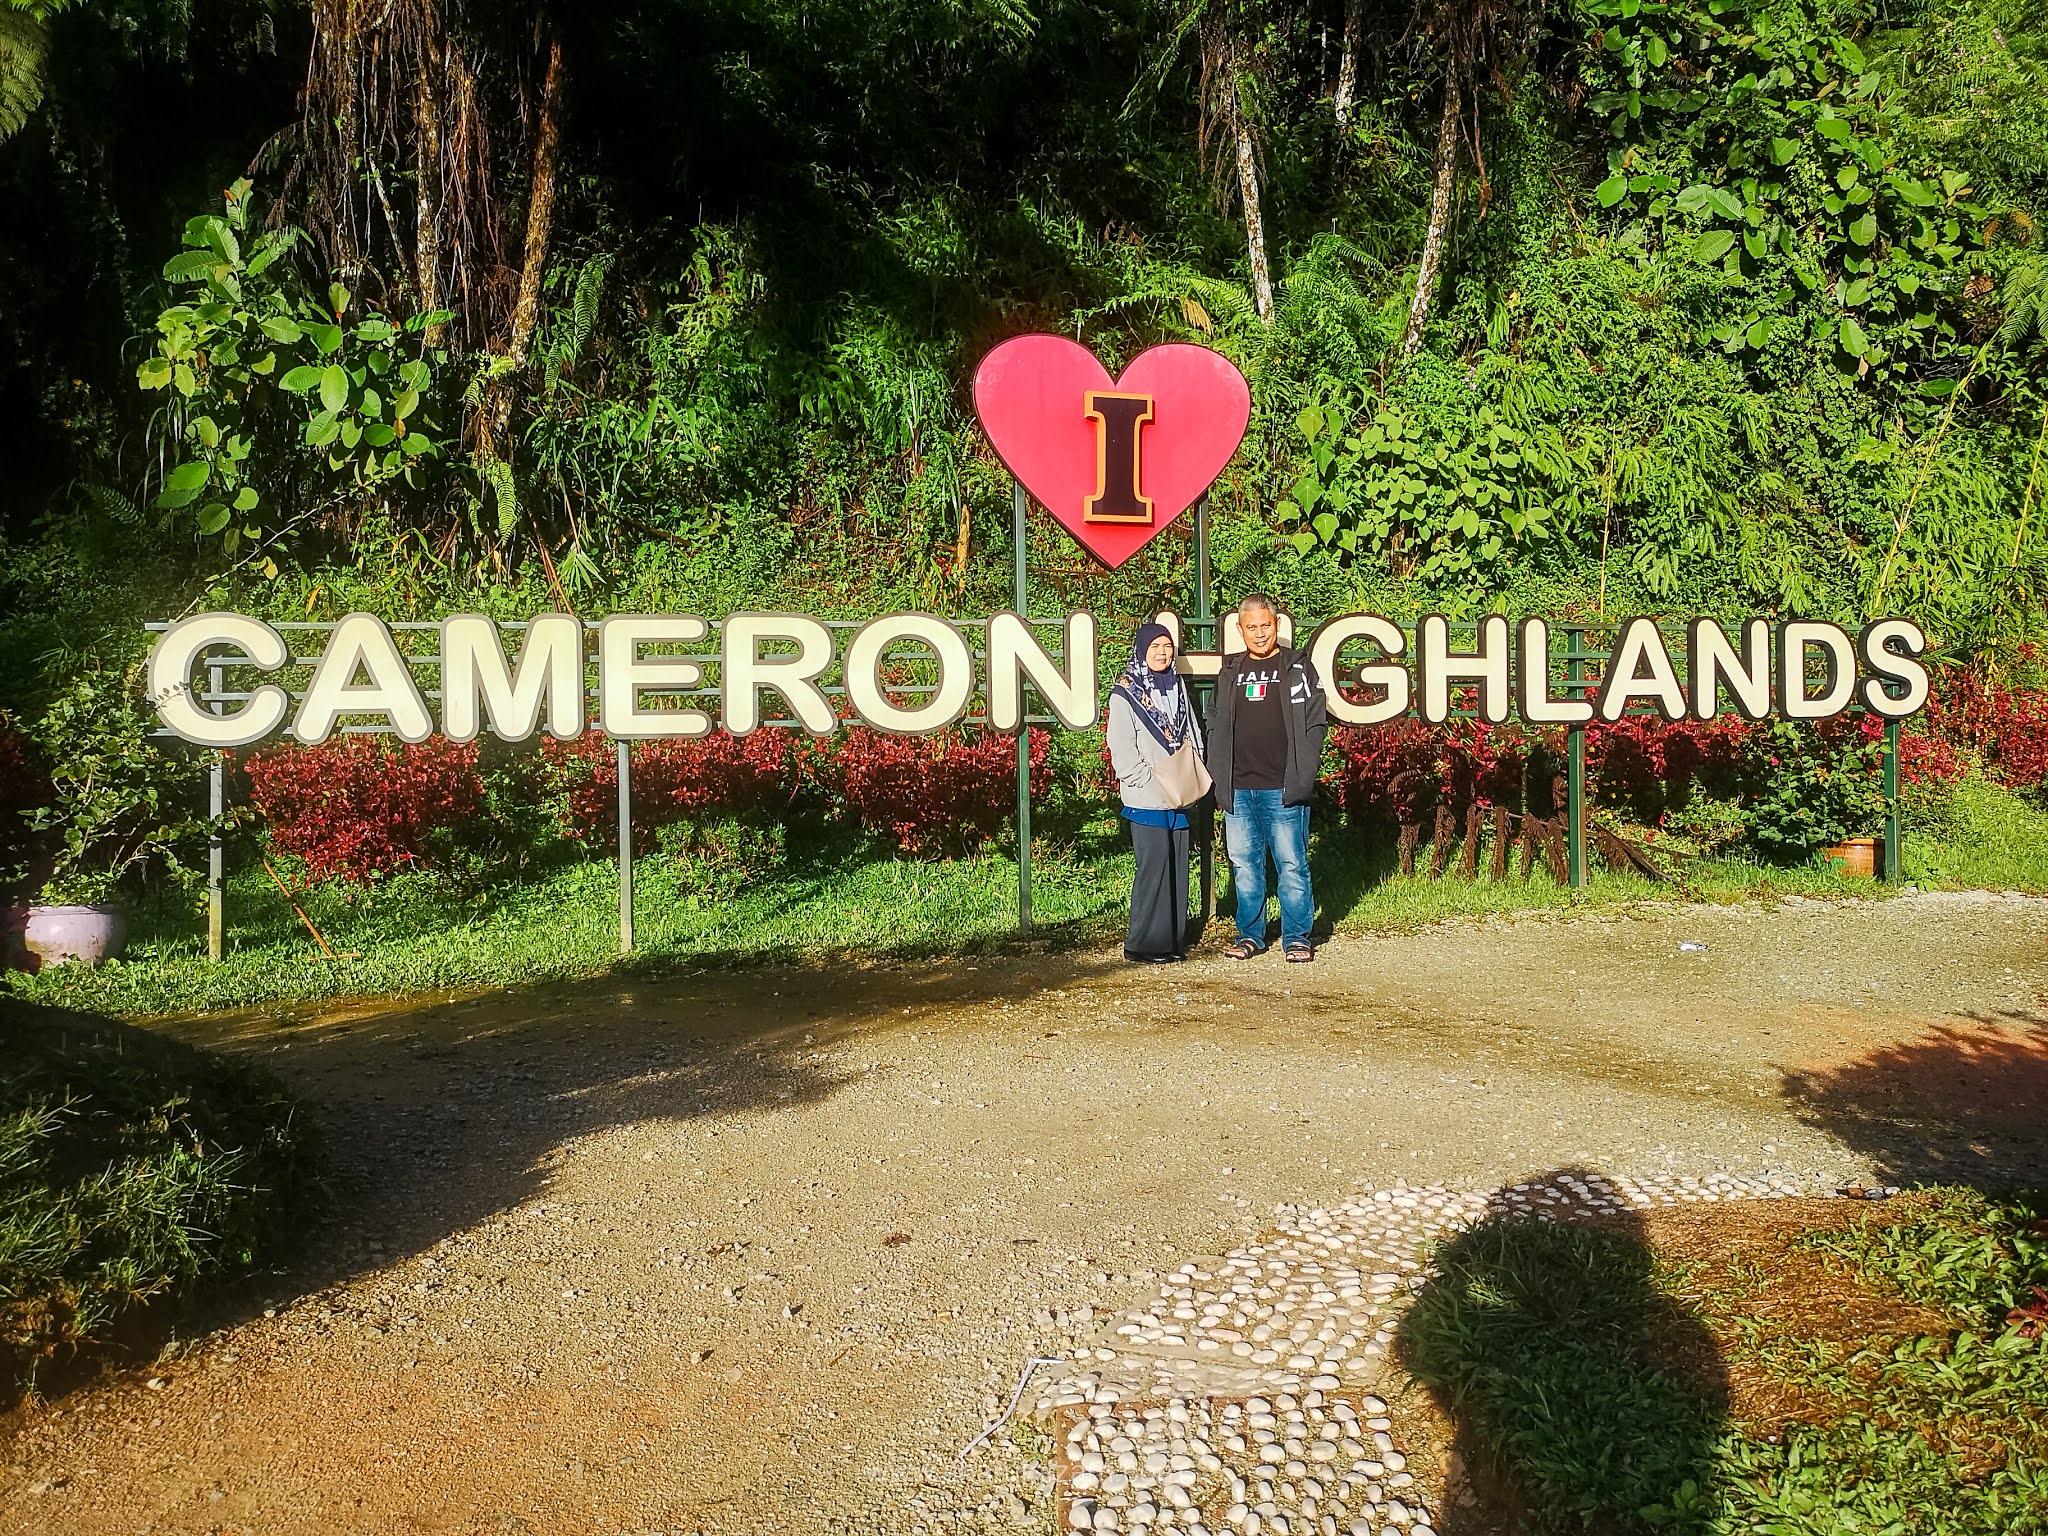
[0,998,325,1401]
[1396,1192,2048,1536]
[9,774,2047,1018]
[1905,774,2048,891]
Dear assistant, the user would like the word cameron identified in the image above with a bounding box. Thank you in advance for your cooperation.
[145,609,1931,749]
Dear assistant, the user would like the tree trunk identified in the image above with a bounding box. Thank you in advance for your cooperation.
[414,44,446,344]
[1401,67,1462,356]
[1333,0,1363,131]
[1231,76,1275,324]
[507,34,565,369]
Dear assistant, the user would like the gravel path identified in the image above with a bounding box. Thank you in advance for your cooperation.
[3,889,2044,1535]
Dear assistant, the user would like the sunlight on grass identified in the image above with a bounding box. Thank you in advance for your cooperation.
[10,780,2045,1018]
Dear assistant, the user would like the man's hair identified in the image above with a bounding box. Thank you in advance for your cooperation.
[1238,593,1278,617]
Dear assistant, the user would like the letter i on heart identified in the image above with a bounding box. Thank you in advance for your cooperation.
[972,336,1252,570]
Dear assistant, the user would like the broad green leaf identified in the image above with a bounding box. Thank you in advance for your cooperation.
[193,415,219,449]
[319,364,349,413]
[1849,209,1877,245]
[1839,317,1869,355]
[1694,229,1737,262]
[1705,186,1745,220]
[303,322,343,355]
[1746,317,1772,349]
[136,357,172,390]
[328,282,351,317]
[260,316,303,344]
[1596,174,1628,207]
[162,251,220,283]
[172,363,197,397]
[166,460,211,492]
[305,415,340,449]
[196,502,232,536]
[1646,32,1668,65]
[280,365,323,392]
[1815,115,1851,140]
[1769,137,1799,166]
[233,486,260,511]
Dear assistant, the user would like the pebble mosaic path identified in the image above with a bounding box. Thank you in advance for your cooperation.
[1019,1169,1864,1536]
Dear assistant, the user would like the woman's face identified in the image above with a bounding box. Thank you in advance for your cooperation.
[1145,635,1177,671]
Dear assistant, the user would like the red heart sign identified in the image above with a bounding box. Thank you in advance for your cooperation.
[973,336,1251,570]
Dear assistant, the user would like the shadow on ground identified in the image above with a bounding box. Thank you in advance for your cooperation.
[1784,1009,2048,1188]
[1394,1169,1729,1536]
[11,947,1126,1399]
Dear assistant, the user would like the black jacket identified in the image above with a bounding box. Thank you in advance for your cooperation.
[1205,645,1329,809]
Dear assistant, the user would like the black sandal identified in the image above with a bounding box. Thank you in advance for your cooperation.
[1222,938,1264,960]
[1284,941,1315,963]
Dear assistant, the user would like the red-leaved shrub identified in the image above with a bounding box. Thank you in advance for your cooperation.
[244,737,483,884]
[830,726,1050,856]
[1929,657,2048,790]
[1324,718,1537,824]
[539,731,797,852]
[1584,716,1754,818]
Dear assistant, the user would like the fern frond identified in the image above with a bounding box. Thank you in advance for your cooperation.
[0,9,49,142]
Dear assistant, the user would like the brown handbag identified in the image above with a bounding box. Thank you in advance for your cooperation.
[1151,737,1214,809]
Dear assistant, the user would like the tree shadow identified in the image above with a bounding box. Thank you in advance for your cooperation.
[1782,1009,2048,1190]
[4,945,1127,1401]
[1394,1169,1729,1535]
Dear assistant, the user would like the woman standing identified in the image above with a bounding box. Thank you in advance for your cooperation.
[1106,623,1206,964]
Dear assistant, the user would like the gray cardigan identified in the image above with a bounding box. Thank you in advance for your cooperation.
[1107,689,1205,812]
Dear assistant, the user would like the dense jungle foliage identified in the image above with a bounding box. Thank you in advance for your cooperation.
[0,0,2044,918]
[2,0,2043,661]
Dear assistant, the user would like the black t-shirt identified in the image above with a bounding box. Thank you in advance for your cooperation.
[1232,658,1287,790]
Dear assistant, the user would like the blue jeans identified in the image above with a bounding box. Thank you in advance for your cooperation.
[1223,789,1314,949]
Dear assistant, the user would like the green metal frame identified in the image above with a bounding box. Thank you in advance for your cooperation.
[1014,482,1034,934]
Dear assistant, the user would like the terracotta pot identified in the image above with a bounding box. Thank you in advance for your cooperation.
[1824,837,1879,878]
[23,904,128,967]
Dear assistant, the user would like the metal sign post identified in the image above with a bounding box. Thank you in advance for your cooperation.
[1193,495,1215,921]
[617,738,635,953]
[1564,625,1587,890]
[1883,718,1903,881]
[1014,481,1033,935]
[208,660,225,961]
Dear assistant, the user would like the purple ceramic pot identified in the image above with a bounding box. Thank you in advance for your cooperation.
[23,904,128,967]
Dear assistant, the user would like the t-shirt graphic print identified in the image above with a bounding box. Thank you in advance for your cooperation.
[1232,659,1287,792]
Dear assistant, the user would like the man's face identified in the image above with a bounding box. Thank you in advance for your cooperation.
[1240,606,1279,658]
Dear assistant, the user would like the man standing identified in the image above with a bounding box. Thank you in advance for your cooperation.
[1205,594,1329,961]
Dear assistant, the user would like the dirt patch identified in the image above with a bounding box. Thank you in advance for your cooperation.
[2,893,2045,1535]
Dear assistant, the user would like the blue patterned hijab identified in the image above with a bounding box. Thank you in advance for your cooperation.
[1113,623,1193,751]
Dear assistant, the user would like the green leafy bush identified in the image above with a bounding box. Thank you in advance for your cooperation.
[135,180,452,569]
[24,670,204,907]
[1741,720,1888,860]
[0,998,325,1400]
